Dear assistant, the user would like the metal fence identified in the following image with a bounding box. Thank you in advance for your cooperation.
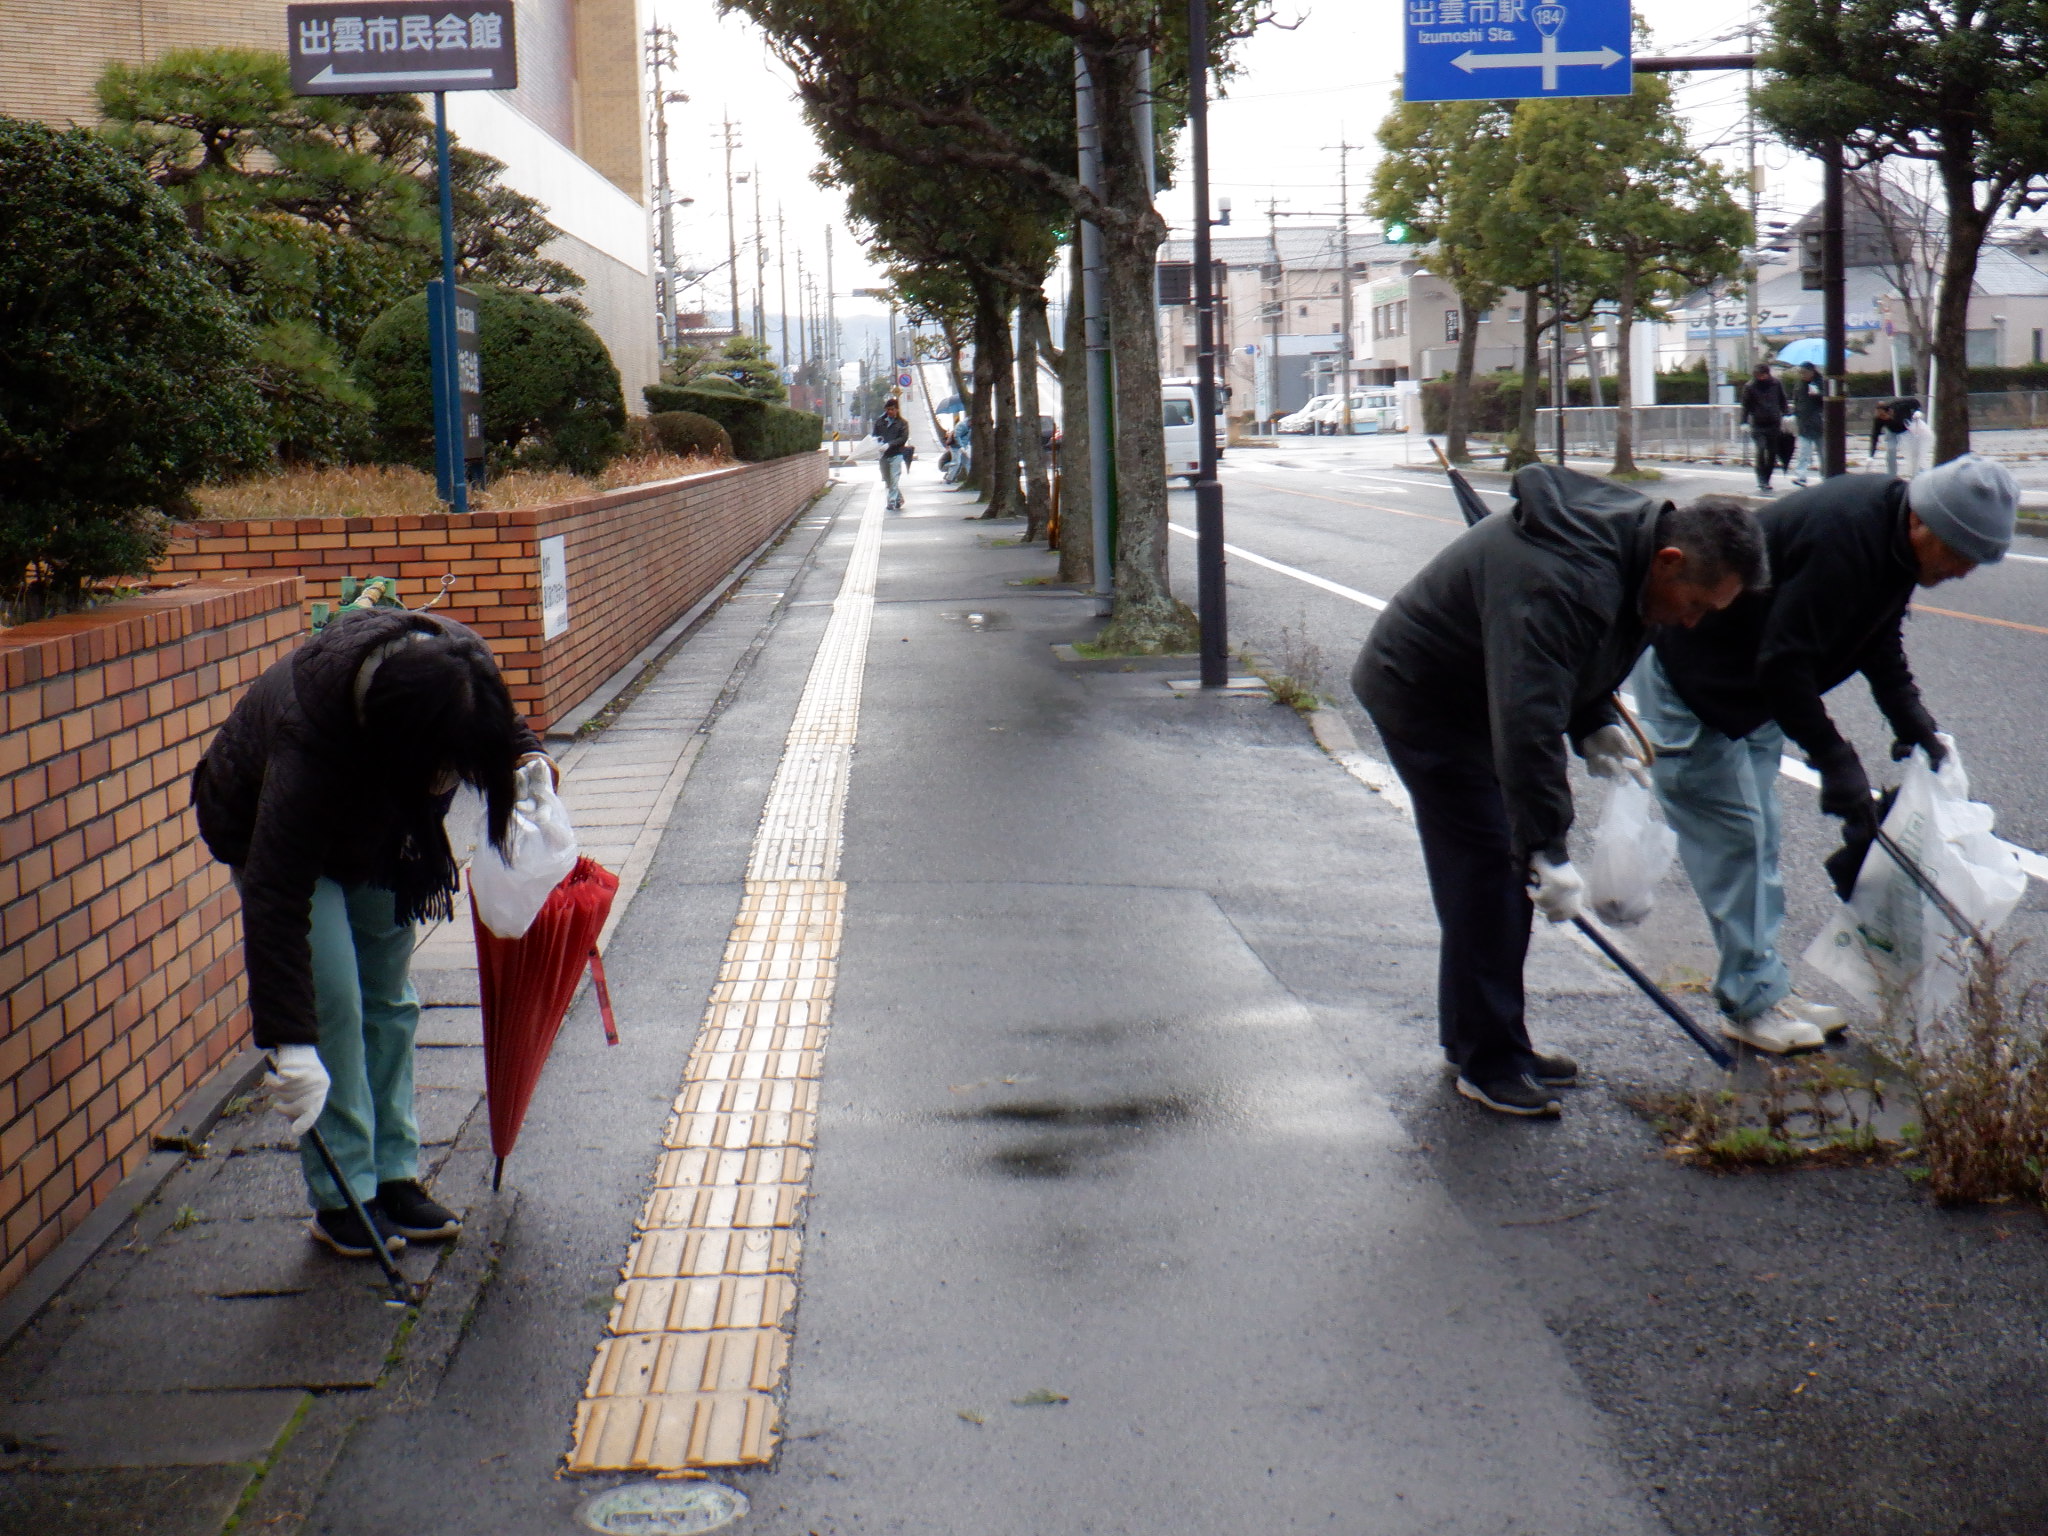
[1533,392,2048,463]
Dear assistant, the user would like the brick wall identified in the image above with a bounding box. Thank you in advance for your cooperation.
[159,454,828,731]
[0,578,302,1298]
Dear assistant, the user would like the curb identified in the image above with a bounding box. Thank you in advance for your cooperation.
[1303,706,1412,815]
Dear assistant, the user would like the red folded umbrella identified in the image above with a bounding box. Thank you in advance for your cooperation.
[472,856,621,1188]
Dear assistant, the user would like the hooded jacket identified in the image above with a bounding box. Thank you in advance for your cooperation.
[1739,375,1790,431]
[193,608,539,1048]
[1351,464,1665,862]
[1650,473,1922,759]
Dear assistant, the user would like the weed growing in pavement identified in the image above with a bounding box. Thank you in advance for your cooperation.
[1629,1061,1895,1170]
[1886,941,2048,1205]
[1241,610,1330,713]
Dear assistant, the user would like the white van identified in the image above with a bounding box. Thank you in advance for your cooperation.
[1162,383,1201,482]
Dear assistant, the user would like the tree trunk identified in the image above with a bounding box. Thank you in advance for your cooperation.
[1017,287,1053,541]
[975,280,1020,519]
[967,292,998,503]
[1505,283,1543,472]
[940,313,972,487]
[1089,42,1193,653]
[1931,155,1990,464]
[1057,239,1094,586]
[1446,296,1480,464]
[1612,259,1640,476]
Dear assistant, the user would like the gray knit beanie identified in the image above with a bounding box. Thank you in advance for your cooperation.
[1905,453,2018,566]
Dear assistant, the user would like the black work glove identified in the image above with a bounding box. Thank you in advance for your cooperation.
[1885,698,1947,767]
[1812,743,1877,832]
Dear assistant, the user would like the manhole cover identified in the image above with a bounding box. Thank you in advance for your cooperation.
[576,1480,749,1534]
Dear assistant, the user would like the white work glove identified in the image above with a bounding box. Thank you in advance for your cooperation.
[1528,852,1586,925]
[516,751,560,790]
[265,1045,331,1136]
[1579,723,1651,788]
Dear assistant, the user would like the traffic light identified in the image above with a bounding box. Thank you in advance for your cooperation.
[1800,229,1823,291]
[1384,221,1411,244]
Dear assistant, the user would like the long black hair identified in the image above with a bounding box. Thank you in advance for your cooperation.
[359,632,527,921]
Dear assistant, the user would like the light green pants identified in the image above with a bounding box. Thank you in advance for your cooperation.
[299,879,421,1210]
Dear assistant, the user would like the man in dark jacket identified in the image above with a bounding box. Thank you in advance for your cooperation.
[1635,452,2019,1053]
[1739,363,1791,493]
[1353,466,1769,1116]
[872,396,910,509]
[195,607,546,1257]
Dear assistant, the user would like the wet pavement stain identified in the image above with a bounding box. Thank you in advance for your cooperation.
[955,1095,1202,1180]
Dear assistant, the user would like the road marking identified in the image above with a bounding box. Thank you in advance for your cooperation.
[1221,479,1466,527]
[2005,551,2048,565]
[1189,526,2048,868]
[567,482,883,1473]
[1167,522,1385,609]
[1912,603,2048,637]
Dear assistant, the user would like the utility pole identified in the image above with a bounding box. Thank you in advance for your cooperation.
[777,205,790,373]
[1552,242,1568,464]
[825,223,839,435]
[1264,198,1283,431]
[1822,144,1848,475]
[720,116,743,336]
[1743,32,1761,374]
[1328,140,1361,436]
[646,25,682,366]
[752,168,767,345]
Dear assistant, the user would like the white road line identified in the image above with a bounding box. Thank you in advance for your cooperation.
[1187,521,2048,869]
[1167,522,1385,610]
[2007,550,2048,565]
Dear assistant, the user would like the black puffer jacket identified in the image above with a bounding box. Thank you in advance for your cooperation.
[1352,464,1665,862]
[193,609,539,1048]
[1651,473,1921,759]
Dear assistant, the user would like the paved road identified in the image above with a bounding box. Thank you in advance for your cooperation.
[1172,435,2048,1000]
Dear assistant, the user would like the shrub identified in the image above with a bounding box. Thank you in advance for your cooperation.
[0,119,266,598]
[648,411,733,459]
[355,284,624,475]
[643,385,822,461]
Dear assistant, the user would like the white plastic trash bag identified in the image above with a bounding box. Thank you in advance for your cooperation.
[468,758,579,939]
[1804,740,2027,1021]
[1585,777,1677,927]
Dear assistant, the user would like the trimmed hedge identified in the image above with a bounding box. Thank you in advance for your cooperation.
[643,384,821,461]
[647,410,733,459]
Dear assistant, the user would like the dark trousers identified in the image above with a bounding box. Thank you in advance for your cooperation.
[1374,724,1538,1080]
[1749,426,1780,487]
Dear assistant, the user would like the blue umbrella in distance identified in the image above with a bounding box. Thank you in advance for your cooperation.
[1775,337,1826,367]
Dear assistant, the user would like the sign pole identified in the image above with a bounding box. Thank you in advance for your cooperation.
[1188,0,1227,688]
[433,90,468,515]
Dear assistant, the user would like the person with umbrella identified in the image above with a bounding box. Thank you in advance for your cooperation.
[1351,465,1769,1117]
[193,607,550,1257]
[1632,453,2019,1054]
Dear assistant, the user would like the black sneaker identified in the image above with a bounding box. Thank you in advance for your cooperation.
[1530,1051,1579,1087]
[1456,1073,1563,1117]
[310,1203,407,1258]
[376,1180,461,1242]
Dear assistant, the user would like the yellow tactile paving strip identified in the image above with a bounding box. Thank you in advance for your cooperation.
[567,482,884,1472]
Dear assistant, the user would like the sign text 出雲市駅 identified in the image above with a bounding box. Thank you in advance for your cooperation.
[1402,0,1631,104]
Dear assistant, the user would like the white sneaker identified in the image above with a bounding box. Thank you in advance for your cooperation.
[1722,1007,1827,1055]
[1780,996,1848,1038]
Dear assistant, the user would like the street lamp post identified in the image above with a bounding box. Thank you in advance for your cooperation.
[1188,0,1228,689]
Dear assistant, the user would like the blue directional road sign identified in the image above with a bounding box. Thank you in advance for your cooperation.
[1403,0,1631,103]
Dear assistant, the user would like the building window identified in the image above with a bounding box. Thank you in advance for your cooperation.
[1298,305,1309,317]
[2035,328,2043,364]
[1444,309,1461,342]
[1477,310,1493,323]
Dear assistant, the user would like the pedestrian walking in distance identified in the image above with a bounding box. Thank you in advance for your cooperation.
[1352,466,1769,1117]
[873,395,910,510]
[193,609,552,1258]
[1739,362,1791,494]
[1635,453,2019,1054]
[1788,362,1823,486]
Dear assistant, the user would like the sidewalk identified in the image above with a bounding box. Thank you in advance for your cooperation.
[0,486,843,1535]
[285,460,1667,1536]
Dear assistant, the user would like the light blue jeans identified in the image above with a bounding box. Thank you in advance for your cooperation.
[880,450,904,505]
[1792,433,1820,481]
[1630,653,1791,1023]
[298,879,422,1208]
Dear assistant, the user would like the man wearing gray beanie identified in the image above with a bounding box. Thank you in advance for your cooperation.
[1629,452,2017,1055]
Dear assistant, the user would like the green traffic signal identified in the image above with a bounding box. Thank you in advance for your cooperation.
[1384,221,1409,243]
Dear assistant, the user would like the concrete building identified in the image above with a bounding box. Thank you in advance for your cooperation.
[0,0,658,408]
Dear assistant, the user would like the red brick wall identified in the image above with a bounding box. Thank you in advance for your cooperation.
[158,454,828,730]
[0,577,302,1297]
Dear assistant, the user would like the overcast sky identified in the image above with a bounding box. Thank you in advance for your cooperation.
[655,0,1798,333]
